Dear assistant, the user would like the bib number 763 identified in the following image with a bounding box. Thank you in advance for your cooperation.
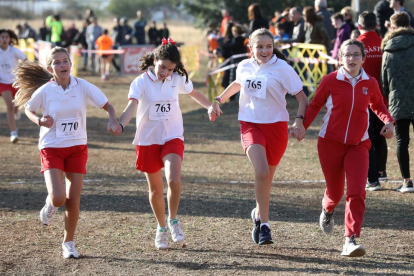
[155,103,171,113]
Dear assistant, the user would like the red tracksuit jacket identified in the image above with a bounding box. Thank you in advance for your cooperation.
[304,68,394,145]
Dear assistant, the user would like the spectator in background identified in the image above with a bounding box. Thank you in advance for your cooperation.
[248,3,269,35]
[275,8,294,37]
[389,0,414,28]
[381,12,414,193]
[221,9,233,36]
[331,13,351,61]
[148,21,159,46]
[86,17,102,72]
[351,29,361,39]
[120,17,133,45]
[341,7,357,32]
[374,0,394,37]
[269,10,282,35]
[285,7,306,43]
[315,0,335,43]
[111,17,123,73]
[95,29,114,81]
[274,22,290,41]
[74,19,89,71]
[133,10,146,45]
[38,20,50,41]
[159,22,169,40]
[219,21,234,90]
[15,24,23,38]
[46,14,64,47]
[303,6,330,51]
[21,22,36,40]
[85,9,95,24]
[63,22,79,48]
[357,11,388,191]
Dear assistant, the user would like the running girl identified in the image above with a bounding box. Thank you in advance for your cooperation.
[302,39,395,257]
[13,47,118,259]
[0,29,26,143]
[112,38,212,250]
[209,28,309,245]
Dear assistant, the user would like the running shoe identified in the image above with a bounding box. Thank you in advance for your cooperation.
[258,225,274,245]
[39,198,58,225]
[378,172,388,182]
[365,181,382,191]
[341,235,366,257]
[155,227,169,250]
[168,219,185,243]
[251,208,260,244]
[397,180,414,193]
[62,241,79,259]
[10,131,18,144]
[319,207,334,234]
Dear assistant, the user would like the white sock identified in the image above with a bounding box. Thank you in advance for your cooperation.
[255,213,260,221]
[260,222,270,228]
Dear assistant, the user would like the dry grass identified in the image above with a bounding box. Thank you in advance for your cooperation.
[0,24,414,275]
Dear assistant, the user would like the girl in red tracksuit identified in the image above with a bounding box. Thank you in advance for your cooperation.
[303,39,395,257]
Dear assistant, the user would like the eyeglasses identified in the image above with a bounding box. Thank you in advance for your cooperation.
[342,53,363,60]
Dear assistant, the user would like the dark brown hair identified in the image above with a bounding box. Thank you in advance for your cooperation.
[139,43,188,83]
[390,12,410,28]
[0,29,19,45]
[303,6,322,25]
[248,3,264,21]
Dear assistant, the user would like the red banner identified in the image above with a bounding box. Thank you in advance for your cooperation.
[121,45,155,75]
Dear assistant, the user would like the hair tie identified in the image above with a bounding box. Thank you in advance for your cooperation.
[161,37,177,46]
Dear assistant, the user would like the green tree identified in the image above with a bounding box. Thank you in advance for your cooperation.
[107,0,169,19]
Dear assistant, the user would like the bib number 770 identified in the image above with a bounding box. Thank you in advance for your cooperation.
[56,118,81,137]
[246,80,262,90]
[61,122,79,132]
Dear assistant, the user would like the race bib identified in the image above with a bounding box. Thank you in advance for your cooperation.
[149,100,176,121]
[56,118,81,137]
[241,77,267,99]
[0,62,11,74]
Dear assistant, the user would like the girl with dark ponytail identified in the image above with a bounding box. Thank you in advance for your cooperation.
[209,27,309,246]
[111,38,211,250]
[13,46,118,259]
[0,29,27,143]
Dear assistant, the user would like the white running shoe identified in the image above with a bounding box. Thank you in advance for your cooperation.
[319,207,334,234]
[62,241,79,259]
[168,219,185,243]
[14,109,21,120]
[341,235,366,257]
[10,131,18,144]
[39,198,58,225]
[155,228,169,250]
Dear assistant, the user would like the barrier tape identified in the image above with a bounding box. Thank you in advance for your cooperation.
[208,63,239,75]
[79,49,126,54]
[218,53,250,68]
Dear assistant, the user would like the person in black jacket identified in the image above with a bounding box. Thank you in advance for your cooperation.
[248,3,269,35]
[374,0,394,37]
[74,19,89,71]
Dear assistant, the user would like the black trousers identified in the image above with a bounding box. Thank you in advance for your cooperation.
[395,119,414,179]
[368,109,388,183]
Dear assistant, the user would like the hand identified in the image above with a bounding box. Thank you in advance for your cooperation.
[208,103,222,122]
[107,120,121,135]
[40,115,54,128]
[385,20,391,29]
[290,120,306,141]
[380,122,394,139]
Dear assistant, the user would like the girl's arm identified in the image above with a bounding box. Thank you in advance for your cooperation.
[209,81,241,121]
[25,108,54,128]
[115,99,138,134]
[102,102,119,134]
[188,90,211,109]
[291,91,309,141]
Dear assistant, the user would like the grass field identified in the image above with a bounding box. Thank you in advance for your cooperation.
[0,22,414,275]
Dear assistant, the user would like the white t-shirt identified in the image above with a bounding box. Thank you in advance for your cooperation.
[128,70,193,146]
[235,55,303,123]
[0,45,27,84]
[26,76,108,150]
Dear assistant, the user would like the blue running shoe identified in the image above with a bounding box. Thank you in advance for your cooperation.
[259,225,274,245]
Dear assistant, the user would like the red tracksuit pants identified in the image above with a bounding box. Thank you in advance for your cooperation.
[317,137,371,237]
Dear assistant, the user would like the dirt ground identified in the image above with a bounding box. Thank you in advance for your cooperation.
[1,64,414,274]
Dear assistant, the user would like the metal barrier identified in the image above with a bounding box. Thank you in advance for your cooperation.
[18,38,36,61]
[180,45,200,80]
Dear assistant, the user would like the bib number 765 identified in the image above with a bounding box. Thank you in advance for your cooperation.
[246,80,262,89]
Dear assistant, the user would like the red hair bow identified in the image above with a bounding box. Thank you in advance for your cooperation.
[161,37,176,46]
